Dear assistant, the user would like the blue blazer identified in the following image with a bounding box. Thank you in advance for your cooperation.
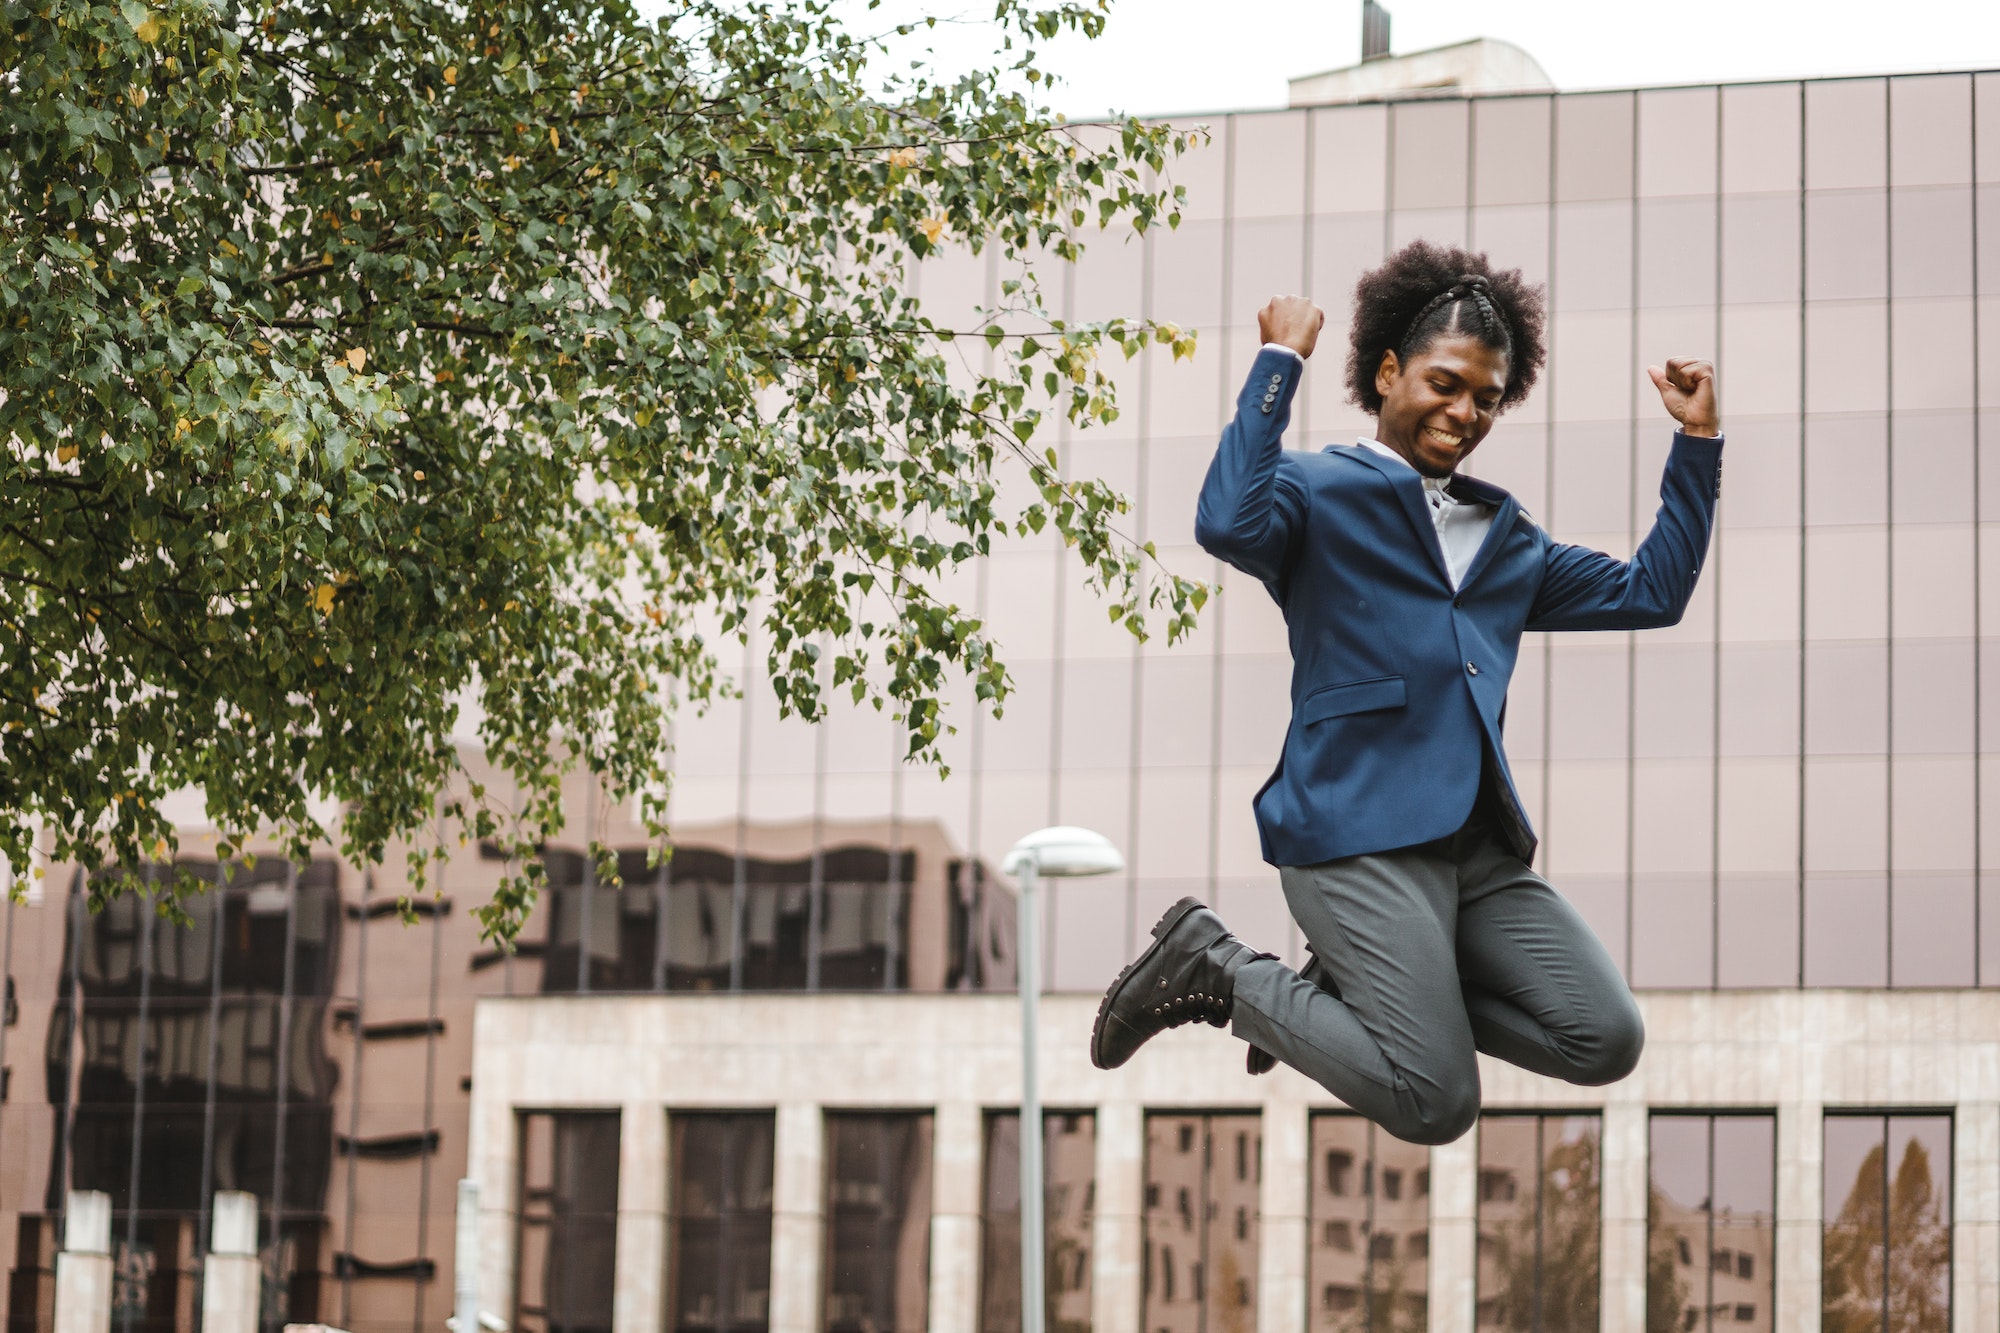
[1195,347,1723,868]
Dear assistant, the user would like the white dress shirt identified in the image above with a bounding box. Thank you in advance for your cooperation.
[1256,343,1495,589]
[1352,439,1494,589]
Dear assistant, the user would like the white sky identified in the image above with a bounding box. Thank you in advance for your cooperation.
[650,0,2000,120]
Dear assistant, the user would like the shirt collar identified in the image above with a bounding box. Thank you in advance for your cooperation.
[1357,438,1455,499]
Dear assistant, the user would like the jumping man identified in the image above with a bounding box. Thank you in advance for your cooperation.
[1089,240,1722,1145]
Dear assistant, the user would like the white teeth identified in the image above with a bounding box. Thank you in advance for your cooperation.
[1424,426,1462,446]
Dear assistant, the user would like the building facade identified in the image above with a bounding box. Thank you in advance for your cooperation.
[6,62,2000,1333]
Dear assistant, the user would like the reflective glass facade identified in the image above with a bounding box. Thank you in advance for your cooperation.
[1647,1114,1776,1333]
[1143,1114,1261,1333]
[1821,1115,1952,1333]
[669,1113,775,1333]
[980,1111,1096,1333]
[1474,1115,1601,1333]
[1307,1114,1429,1333]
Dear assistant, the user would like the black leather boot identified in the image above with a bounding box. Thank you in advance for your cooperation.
[1091,898,1259,1070]
[1245,945,1340,1075]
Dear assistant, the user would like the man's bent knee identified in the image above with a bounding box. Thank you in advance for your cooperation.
[1380,1084,1480,1146]
[1571,999,1645,1086]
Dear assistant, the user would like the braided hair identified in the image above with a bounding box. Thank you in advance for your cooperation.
[1344,240,1546,416]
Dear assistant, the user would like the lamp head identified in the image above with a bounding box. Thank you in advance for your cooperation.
[1003,825,1125,879]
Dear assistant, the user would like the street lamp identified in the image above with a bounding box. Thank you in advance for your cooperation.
[1002,826,1123,1333]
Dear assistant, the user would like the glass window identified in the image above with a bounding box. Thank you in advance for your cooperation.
[1822,1114,1952,1332]
[1716,876,1800,989]
[1889,76,1973,189]
[670,1113,775,1333]
[1552,201,1634,313]
[1803,643,1888,758]
[541,846,916,994]
[1803,414,1888,528]
[1143,1113,1261,1333]
[1721,83,1801,196]
[1889,187,1974,299]
[1556,93,1635,204]
[1648,1114,1776,1333]
[1308,1114,1430,1333]
[1803,875,1890,988]
[515,1111,622,1333]
[982,1112,1096,1333]
[1806,80,1888,192]
[1630,874,1714,990]
[823,1112,934,1333]
[1637,87,1719,199]
[1390,100,1469,213]
[1720,193,1800,307]
[1232,113,1308,221]
[1474,1115,1601,1333]
[1637,197,1718,311]
[1312,105,1389,215]
[1805,190,1888,302]
[1889,873,1976,988]
[1471,97,1552,209]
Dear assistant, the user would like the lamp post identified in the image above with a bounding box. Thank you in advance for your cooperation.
[1002,826,1123,1333]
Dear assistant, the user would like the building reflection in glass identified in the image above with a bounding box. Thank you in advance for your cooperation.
[669,1113,775,1333]
[1474,1115,1600,1333]
[822,1113,933,1333]
[1308,1114,1428,1333]
[513,1111,620,1333]
[1821,1114,1951,1333]
[1143,1114,1260,1333]
[1647,1115,1775,1333]
[980,1111,1096,1333]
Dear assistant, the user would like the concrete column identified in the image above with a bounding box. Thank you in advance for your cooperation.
[613,1104,667,1333]
[1953,1102,1999,1333]
[1774,1100,1822,1333]
[769,1102,824,1333]
[929,1102,983,1333]
[1092,1102,1143,1333]
[1599,1100,1648,1333]
[470,1090,520,1333]
[202,1192,260,1333]
[1256,1099,1308,1333]
[1426,1131,1477,1333]
[53,1191,111,1333]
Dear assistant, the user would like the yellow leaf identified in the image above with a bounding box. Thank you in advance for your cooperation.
[888,146,921,169]
[549,127,560,151]
[345,348,366,372]
[842,363,859,383]
[219,237,238,256]
[133,14,159,43]
[443,65,457,85]
[311,584,336,614]
[413,470,427,481]
[174,417,191,437]
[57,444,77,464]
[918,216,945,243]
[130,85,148,106]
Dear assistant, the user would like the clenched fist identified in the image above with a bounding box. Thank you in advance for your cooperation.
[1647,358,1720,438]
[1259,295,1325,360]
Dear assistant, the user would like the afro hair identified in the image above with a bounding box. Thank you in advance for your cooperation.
[1344,240,1546,417]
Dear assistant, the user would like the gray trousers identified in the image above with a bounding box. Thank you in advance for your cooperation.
[1230,811,1644,1145]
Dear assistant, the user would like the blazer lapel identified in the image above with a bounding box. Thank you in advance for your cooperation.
[1450,473,1520,592]
[1332,446,1454,587]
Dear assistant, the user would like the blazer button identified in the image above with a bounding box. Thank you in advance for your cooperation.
[1466,661,1479,676]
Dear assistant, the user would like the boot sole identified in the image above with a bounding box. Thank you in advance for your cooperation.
[1090,896,1208,1070]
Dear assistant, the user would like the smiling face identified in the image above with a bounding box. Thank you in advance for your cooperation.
[1373,333,1511,478]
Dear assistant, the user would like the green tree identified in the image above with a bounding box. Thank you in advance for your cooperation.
[1,0,1202,932]
[1645,1184,1694,1333]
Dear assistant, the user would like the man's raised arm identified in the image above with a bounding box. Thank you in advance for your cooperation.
[1193,296,1325,585]
[1528,357,1724,631]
